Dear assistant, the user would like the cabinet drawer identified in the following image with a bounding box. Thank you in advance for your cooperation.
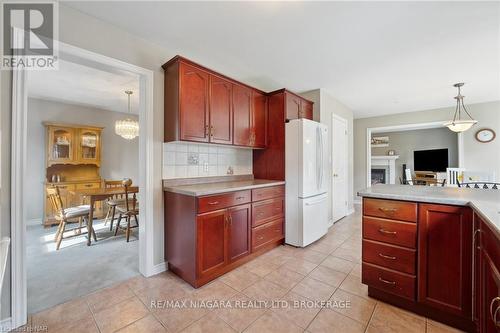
[198,190,251,213]
[362,240,416,275]
[252,218,283,251]
[362,263,416,300]
[252,197,284,227]
[363,198,417,222]
[363,216,416,249]
[252,185,284,202]
[75,182,101,190]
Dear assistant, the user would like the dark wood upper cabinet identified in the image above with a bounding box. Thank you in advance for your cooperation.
[251,90,267,148]
[300,100,313,120]
[233,84,252,146]
[209,75,233,144]
[179,62,210,142]
[196,210,227,278]
[418,204,473,318]
[286,93,301,120]
[227,204,251,263]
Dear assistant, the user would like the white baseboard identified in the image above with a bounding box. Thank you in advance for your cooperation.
[148,261,167,276]
[0,317,12,331]
[26,218,42,226]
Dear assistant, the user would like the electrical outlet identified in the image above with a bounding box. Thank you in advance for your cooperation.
[187,153,199,165]
[203,162,209,172]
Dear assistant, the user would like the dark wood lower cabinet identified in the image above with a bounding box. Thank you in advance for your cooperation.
[478,216,500,333]
[197,210,227,277]
[165,185,285,288]
[361,198,488,333]
[227,204,251,263]
[418,204,473,318]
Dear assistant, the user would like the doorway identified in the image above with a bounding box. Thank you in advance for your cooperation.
[10,39,155,328]
[331,114,348,223]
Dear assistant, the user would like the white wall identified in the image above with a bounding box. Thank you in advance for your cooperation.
[26,98,139,221]
[371,128,459,181]
[162,142,252,179]
[300,89,355,221]
[354,100,500,201]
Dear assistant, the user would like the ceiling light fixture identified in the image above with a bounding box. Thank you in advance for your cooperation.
[444,83,477,133]
[115,90,139,139]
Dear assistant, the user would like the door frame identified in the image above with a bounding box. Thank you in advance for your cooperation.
[10,39,156,328]
[366,121,464,188]
[331,114,348,223]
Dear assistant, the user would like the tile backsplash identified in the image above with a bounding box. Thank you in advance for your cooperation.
[163,142,253,179]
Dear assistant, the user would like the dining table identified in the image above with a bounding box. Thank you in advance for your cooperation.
[69,186,139,246]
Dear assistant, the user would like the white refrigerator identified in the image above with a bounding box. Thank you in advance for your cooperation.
[285,118,329,247]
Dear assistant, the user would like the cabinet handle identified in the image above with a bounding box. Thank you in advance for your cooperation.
[274,229,281,233]
[205,125,209,137]
[378,253,396,260]
[210,125,214,137]
[472,228,481,320]
[378,228,397,235]
[85,184,93,187]
[208,201,219,205]
[228,215,232,226]
[490,297,500,324]
[257,212,264,217]
[378,207,397,213]
[258,236,264,240]
[378,277,396,285]
[235,196,245,200]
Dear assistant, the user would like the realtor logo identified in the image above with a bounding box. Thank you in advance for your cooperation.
[1,1,58,70]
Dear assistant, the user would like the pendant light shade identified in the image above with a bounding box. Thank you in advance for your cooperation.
[444,83,477,133]
[115,90,139,139]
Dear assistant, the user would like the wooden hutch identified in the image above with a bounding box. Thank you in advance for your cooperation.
[43,122,103,226]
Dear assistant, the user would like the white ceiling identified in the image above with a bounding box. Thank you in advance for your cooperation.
[64,1,500,118]
[28,59,140,114]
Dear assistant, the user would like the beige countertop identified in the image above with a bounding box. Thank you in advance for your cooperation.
[358,184,500,236]
[164,179,285,197]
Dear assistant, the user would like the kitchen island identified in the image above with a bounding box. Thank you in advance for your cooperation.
[358,185,500,333]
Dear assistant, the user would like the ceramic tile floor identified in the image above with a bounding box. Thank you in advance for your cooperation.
[20,210,464,333]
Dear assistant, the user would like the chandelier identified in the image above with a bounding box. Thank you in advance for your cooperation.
[444,83,477,133]
[115,90,139,139]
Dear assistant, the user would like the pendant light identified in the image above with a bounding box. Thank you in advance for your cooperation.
[115,90,139,139]
[444,83,477,133]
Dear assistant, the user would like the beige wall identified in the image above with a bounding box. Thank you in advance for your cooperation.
[354,100,500,202]
[26,98,139,221]
[301,89,355,221]
[371,128,458,181]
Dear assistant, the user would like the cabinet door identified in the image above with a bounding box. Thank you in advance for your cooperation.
[78,129,100,166]
[179,63,210,142]
[418,204,473,317]
[251,91,267,148]
[196,210,227,277]
[209,75,233,144]
[285,93,301,120]
[47,127,75,164]
[227,204,251,263]
[233,84,252,146]
[479,219,500,333]
[300,100,313,120]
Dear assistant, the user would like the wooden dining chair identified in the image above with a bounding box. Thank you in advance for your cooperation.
[103,179,129,231]
[47,186,96,250]
[114,179,139,242]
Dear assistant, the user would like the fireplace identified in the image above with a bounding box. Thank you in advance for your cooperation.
[372,168,388,185]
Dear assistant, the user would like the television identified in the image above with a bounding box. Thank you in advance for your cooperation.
[413,149,449,172]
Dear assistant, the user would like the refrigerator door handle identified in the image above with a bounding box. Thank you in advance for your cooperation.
[316,127,320,190]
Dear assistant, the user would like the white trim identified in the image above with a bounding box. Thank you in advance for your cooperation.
[11,40,156,328]
[331,113,349,222]
[353,198,362,205]
[0,317,12,332]
[11,28,28,329]
[366,121,464,188]
[150,261,168,276]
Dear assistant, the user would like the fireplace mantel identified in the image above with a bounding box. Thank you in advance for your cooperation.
[371,155,399,184]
